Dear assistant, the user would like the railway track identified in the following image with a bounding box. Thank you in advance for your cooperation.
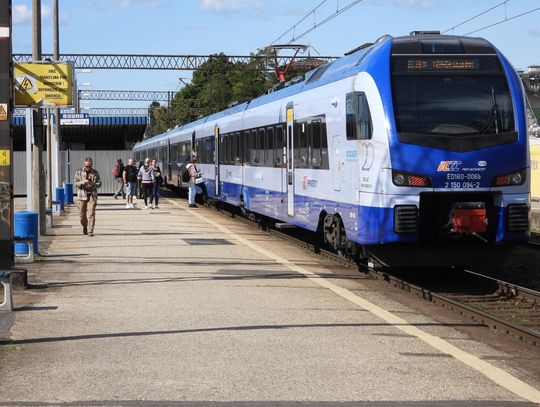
[209,201,540,346]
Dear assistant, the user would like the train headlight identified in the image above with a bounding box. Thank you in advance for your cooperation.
[393,173,406,186]
[392,170,432,187]
[493,169,526,186]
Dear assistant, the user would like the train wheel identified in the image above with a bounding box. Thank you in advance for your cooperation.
[323,214,347,253]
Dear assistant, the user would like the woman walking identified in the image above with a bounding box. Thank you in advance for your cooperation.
[138,158,155,209]
[151,159,163,209]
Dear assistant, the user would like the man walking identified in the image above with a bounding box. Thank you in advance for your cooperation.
[123,158,138,209]
[112,158,125,200]
[74,157,101,237]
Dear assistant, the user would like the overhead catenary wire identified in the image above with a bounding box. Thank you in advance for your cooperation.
[464,6,540,36]
[270,0,365,46]
[270,0,329,45]
[442,0,511,34]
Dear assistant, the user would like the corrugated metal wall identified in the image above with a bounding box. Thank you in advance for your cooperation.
[13,150,132,196]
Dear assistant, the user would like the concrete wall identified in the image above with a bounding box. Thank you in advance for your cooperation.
[13,150,133,196]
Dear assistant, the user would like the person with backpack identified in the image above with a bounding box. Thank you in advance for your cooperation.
[112,158,125,200]
[186,157,199,208]
[138,158,155,210]
[151,159,163,209]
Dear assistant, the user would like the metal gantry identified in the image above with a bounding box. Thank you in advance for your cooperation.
[78,90,176,102]
[12,53,338,71]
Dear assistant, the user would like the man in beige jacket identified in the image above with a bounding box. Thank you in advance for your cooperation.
[74,157,102,236]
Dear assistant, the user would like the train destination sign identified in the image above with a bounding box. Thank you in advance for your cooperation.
[14,62,74,107]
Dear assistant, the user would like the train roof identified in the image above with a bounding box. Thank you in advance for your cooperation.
[135,33,500,149]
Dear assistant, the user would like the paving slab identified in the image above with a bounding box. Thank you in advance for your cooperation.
[0,196,539,406]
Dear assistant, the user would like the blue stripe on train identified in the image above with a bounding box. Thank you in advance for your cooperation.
[207,180,525,245]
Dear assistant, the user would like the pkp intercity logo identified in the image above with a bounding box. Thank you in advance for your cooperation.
[437,161,462,172]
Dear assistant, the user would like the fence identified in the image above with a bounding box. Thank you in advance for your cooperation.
[13,150,132,196]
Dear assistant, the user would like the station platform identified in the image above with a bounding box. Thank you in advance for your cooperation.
[1,195,540,405]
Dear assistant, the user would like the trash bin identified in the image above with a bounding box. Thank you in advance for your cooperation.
[55,187,65,212]
[64,183,74,204]
[14,211,39,255]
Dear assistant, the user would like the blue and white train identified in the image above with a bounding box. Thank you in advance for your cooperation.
[134,32,530,267]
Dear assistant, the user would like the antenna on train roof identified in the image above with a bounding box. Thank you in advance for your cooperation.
[268,44,308,84]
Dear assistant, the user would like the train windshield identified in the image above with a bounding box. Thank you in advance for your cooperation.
[391,56,517,151]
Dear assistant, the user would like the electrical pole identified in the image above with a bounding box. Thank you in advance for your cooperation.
[32,0,46,235]
[0,0,14,269]
[53,0,61,190]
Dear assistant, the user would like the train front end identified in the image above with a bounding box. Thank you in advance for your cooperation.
[371,33,530,267]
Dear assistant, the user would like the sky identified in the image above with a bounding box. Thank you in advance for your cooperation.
[10,0,540,111]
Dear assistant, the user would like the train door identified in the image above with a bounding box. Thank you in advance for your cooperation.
[286,105,294,216]
[167,140,171,182]
[333,135,342,191]
[214,126,220,197]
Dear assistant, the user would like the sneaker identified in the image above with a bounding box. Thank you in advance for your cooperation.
[126,203,130,209]
[145,205,148,210]
[129,203,134,209]
[87,231,94,237]
[113,195,118,200]
[151,203,155,209]
[189,204,198,208]
[82,226,88,235]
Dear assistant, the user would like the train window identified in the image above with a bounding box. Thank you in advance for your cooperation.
[159,146,168,164]
[251,130,258,165]
[266,127,275,168]
[311,120,322,169]
[299,122,308,168]
[244,131,250,164]
[256,128,265,166]
[293,122,301,168]
[346,92,372,140]
[170,144,178,162]
[275,125,284,167]
[219,136,225,164]
[321,121,329,169]
[234,132,241,165]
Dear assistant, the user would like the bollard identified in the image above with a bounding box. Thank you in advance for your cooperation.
[14,211,39,255]
[64,183,74,204]
[55,187,65,212]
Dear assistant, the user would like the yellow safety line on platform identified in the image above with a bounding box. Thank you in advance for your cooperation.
[167,199,540,404]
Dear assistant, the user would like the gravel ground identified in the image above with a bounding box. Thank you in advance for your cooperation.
[474,243,540,291]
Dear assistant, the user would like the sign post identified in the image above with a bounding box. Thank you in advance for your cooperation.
[0,0,13,269]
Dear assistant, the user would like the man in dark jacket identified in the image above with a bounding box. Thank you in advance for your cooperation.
[112,158,125,199]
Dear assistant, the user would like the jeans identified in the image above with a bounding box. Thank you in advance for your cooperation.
[188,183,196,205]
[153,183,160,205]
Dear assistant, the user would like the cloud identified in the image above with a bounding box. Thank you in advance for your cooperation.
[369,0,439,9]
[13,4,54,25]
[200,0,263,13]
[529,27,540,37]
[13,5,32,24]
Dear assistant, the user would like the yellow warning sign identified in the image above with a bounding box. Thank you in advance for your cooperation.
[14,62,73,107]
[0,104,7,121]
[20,77,34,91]
[0,150,10,167]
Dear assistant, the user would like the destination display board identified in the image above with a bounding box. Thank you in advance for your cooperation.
[14,62,73,107]
[392,56,502,75]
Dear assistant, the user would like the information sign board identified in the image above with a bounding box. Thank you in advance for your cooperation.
[14,62,73,107]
